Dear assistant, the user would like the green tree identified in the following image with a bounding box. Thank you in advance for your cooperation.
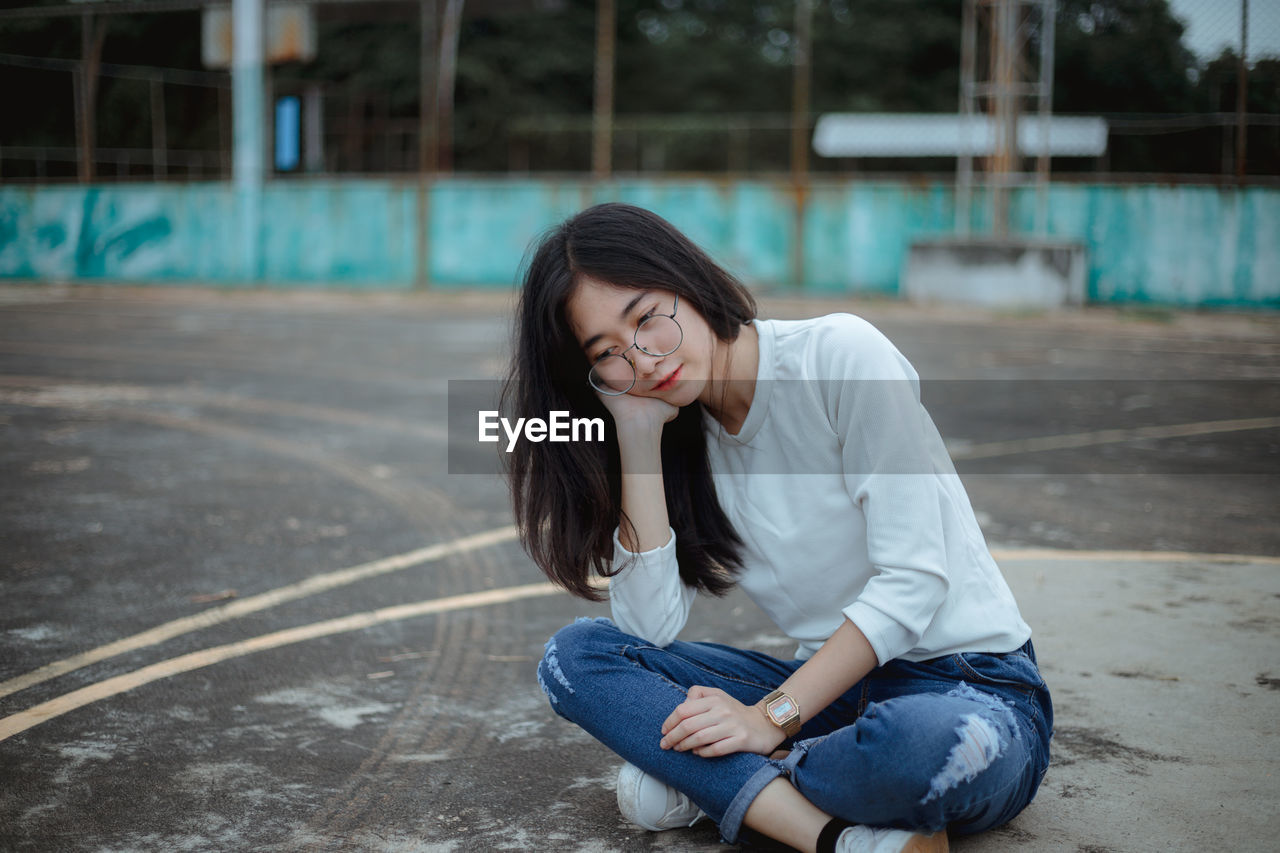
[1195,49,1280,176]
[0,5,217,177]
[2,0,1274,178]
[1053,0,1198,113]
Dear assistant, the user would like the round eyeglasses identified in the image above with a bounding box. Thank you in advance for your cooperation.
[588,294,683,396]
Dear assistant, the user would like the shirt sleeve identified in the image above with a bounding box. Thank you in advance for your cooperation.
[607,525,696,647]
[814,315,952,665]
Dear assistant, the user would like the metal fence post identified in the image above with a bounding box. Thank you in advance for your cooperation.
[232,0,264,282]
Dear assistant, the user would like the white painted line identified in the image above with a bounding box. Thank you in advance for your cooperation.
[0,581,561,743]
[951,416,1280,460]
[0,525,519,701]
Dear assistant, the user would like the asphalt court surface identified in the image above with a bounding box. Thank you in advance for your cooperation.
[1,285,1278,851]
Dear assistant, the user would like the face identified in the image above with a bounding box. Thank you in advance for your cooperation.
[564,276,714,407]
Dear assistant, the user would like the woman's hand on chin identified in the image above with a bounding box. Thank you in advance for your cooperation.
[658,685,786,759]
[598,390,679,438]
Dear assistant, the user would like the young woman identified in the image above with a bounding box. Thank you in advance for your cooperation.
[505,203,1052,853]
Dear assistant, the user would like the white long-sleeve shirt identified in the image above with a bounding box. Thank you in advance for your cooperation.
[608,313,1031,665]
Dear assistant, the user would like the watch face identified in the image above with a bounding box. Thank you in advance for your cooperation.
[767,696,796,721]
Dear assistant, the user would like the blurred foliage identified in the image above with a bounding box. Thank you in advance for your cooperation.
[1,0,1277,177]
[0,7,216,158]
[1054,0,1199,113]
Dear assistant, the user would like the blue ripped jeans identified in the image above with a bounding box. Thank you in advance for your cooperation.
[537,618,1053,845]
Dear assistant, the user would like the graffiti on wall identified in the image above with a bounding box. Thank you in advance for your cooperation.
[1,180,1276,307]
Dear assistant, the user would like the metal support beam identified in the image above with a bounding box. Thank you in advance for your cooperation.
[990,0,1018,236]
[77,12,107,183]
[418,0,438,174]
[304,84,324,172]
[790,0,812,181]
[956,0,1056,238]
[1035,0,1055,234]
[1237,0,1249,181]
[592,0,616,180]
[233,0,265,281]
[436,0,464,174]
[150,77,168,179]
[957,0,976,234]
[416,0,439,288]
[791,0,813,288]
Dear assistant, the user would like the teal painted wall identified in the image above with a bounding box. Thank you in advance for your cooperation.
[1,179,1276,307]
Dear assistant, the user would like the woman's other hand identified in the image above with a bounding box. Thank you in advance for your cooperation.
[598,390,679,438]
[658,685,786,758]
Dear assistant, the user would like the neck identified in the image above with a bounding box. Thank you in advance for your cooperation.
[699,321,759,435]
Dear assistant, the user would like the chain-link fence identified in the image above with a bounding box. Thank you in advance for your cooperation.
[1,0,1276,183]
[1084,0,1280,181]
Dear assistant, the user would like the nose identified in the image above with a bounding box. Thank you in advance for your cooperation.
[631,348,662,377]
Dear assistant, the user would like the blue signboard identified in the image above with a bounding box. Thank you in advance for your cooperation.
[275,96,300,172]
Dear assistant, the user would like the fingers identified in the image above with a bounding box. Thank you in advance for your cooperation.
[660,709,714,748]
[660,686,724,736]
[662,715,743,756]
[689,735,743,758]
[659,687,746,755]
[677,728,742,757]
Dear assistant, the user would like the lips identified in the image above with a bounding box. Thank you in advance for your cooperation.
[652,365,682,392]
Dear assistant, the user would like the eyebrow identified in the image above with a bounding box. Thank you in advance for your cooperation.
[581,290,651,353]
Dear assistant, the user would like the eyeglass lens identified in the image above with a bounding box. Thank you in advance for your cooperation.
[588,313,682,395]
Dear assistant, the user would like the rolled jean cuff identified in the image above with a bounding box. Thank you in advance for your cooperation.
[718,744,808,843]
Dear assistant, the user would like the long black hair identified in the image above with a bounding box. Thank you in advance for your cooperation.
[502,202,756,601]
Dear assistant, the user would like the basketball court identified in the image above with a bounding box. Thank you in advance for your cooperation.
[2,285,1278,850]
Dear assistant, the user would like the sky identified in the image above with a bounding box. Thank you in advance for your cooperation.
[1166,0,1280,62]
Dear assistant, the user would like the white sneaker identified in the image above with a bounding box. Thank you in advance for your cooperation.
[836,824,949,853]
[615,762,705,831]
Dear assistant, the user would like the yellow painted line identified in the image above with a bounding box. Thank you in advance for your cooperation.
[1,544,1275,743]
[951,416,1280,460]
[991,547,1280,565]
[0,581,561,744]
[0,525,519,701]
